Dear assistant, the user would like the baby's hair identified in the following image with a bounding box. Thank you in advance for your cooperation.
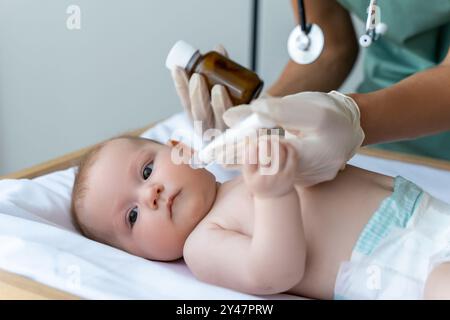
[70,135,161,239]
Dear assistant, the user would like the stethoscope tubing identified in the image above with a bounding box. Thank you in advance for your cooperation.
[290,0,387,64]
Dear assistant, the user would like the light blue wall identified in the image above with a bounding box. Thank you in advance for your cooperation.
[0,0,251,174]
[0,0,364,175]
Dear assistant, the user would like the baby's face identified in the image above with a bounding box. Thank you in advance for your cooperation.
[80,138,217,261]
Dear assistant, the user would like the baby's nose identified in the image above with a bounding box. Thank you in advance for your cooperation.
[149,184,164,210]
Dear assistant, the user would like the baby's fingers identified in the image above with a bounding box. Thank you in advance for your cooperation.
[242,139,258,176]
[255,135,270,169]
[281,142,299,174]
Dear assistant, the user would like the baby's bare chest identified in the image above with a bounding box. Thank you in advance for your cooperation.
[205,178,257,236]
[205,178,308,237]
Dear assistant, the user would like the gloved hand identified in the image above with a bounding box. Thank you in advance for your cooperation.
[222,91,365,187]
[171,45,233,132]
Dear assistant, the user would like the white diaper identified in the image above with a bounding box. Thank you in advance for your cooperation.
[334,176,450,299]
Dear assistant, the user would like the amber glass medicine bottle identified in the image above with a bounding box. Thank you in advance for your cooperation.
[166,40,264,105]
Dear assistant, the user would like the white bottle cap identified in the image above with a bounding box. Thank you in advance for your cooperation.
[165,40,198,71]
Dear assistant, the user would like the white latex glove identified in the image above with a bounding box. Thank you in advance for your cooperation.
[171,45,233,131]
[222,91,365,187]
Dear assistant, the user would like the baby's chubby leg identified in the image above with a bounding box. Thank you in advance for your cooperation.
[424,263,450,299]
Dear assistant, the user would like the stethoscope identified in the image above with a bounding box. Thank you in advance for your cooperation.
[288,0,388,64]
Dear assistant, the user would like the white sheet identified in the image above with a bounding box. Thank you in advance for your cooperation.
[0,112,449,299]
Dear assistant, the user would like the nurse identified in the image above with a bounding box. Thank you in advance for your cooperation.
[171,0,450,186]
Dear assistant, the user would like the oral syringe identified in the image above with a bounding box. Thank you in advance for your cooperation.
[190,113,278,169]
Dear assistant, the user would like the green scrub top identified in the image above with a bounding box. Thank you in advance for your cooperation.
[337,0,450,160]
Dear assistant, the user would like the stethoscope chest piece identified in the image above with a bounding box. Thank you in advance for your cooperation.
[287,24,324,65]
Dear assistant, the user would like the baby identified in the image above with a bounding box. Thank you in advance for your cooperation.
[71,135,450,300]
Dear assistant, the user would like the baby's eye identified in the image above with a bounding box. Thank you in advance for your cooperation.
[142,163,153,180]
[128,207,138,227]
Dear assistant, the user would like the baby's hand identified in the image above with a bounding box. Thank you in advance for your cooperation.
[242,137,299,199]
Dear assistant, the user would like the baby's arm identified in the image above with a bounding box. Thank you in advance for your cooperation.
[250,188,306,292]
[244,141,306,292]
[184,141,306,295]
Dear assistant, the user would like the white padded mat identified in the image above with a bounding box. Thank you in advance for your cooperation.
[0,112,448,299]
